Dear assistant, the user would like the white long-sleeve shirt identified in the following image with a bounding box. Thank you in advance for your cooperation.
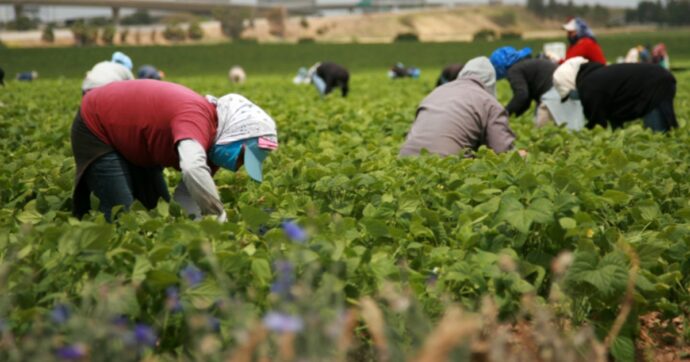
[175,139,227,222]
[82,61,134,92]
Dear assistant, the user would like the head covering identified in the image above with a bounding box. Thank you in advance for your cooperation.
[653,43,667,58]
[138,65,161,80]
[489,46,532,79]
[553,56,589,101]
[563,17,595,43]
[206,94,278,182]
[111,51,133,70]
[457,56,497,97]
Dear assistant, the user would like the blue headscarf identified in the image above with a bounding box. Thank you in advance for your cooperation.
[568,18,596,44]
[209,141,243,171]
[489,46,532,80]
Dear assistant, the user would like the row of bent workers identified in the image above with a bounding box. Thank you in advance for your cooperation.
[71,17,678,222]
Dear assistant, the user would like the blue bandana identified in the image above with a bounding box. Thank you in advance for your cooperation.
[489,46,532,80]
[209,141,243,171]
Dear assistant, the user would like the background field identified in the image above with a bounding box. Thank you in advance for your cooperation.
[1,33,690,360]
[1,30,690,78]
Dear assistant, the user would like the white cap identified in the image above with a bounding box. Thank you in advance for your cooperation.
[562,18,577,32]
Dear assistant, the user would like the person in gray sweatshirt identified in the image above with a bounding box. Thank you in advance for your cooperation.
[399,56,518,158]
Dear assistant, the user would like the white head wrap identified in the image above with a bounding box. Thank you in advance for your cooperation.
[553,56,589,100]
[206,94,278,145]
[457,56,497,97]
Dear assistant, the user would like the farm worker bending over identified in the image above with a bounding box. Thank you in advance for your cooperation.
[71,80,278,221]
[562,17,606,64]
[137,65,164,80]
[82,51,134,93]
[435,63,464,87]
[399,57,520,158]
[489,46,585,129]
[310,62,350,97]
[652,43,670,70]
[490,46,556,116]
[553,57,677,132]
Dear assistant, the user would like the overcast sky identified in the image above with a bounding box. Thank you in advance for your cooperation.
[0,0,641,23]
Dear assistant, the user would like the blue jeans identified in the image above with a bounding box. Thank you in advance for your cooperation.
[643,97,678,132]
[84,152,170,220]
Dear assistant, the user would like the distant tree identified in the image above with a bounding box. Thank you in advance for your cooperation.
[101,25,116,44]
[163,23,186,42]
[71,20,99,46]
[590,4,610,25]
[7,16,38,31]
[121,10,154,25]
[119,29,129,43]
[527,0,545,15]
[41,24,55,43]
[212,7,251,39]
[665,0,690,25]
[636,1,664,23]
[188,21,204,40]
[267,6,287,38]
[300,17,310,29]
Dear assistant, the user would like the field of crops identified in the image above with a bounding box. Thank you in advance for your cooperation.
[1,36,690,361]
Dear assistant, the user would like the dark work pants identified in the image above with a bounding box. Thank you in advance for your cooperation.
[84,152,170,220]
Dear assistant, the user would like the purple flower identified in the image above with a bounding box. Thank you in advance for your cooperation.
[165,287,182,312]
[282,221,307,243]
[270,260,294,298]
[262,311,304,333]
[180,265,204,286]
[133,324,157,347]
[56,344,87,360]
[51,304,70,324]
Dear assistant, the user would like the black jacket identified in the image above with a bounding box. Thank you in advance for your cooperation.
[316,62,349,97]
[505,59,557,116]
[576,63,677,129]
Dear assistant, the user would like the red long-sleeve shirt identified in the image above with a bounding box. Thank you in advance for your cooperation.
[565,37,607,64]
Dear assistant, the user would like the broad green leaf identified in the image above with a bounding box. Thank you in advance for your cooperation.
[251,258,272,287]
[132,256,152,285]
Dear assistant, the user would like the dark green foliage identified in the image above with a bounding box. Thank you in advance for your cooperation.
[101,25,116,45]
[1,31,689,78]
[163,24,186,42]
[394,32,419,42]
[473,29,497,42]
[121,9,154,26]
[187,22,204,41]
[41,24,55,43]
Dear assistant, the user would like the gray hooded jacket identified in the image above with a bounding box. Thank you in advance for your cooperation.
[399,57,515,157]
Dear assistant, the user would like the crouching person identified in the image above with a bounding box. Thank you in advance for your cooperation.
[553,57,677,132]
[399,57,521,158]
[71,79,278,221]
[311,62,350,97]
[82,51,134,93]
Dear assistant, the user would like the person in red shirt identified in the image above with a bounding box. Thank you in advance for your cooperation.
[71,80,278,221]
[562,17,606,65]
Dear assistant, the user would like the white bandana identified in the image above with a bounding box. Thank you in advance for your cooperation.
[206,94,278,145]
[553,57,589,100]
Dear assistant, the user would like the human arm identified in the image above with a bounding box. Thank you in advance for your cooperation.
[484,104,516,153]
[505,68,531,116]
[175,139,227,221]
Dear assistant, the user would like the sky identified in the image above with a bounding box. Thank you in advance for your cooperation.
[0,0,642,23]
